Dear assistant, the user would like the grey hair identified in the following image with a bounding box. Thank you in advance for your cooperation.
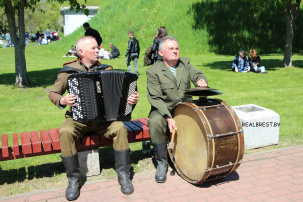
[159,36,178,52]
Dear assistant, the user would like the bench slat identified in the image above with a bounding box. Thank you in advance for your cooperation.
[91,134,100,146]
[20,132,32,155]
[30,131,42,153]
[1,134,9,158]
[40,130,52,152]
[12,133,20,156]
[48,129,61,151]
[131,121,150,139]
[126,121,142,140]
[137,118,149,126]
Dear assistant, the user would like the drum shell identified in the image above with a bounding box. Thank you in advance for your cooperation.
[170,99,244,184]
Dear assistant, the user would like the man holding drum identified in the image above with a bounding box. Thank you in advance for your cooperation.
[49,36,139,200]
[146,36,208,183]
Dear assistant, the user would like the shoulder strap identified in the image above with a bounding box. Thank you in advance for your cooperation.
[95,64,113,71]
[59,66,86,74]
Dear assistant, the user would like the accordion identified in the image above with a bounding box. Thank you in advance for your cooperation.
[67,70,138,123]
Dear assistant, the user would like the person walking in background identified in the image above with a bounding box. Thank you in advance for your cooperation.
[248,49,268,74]
[110,43,120,59]
[45,29,51,44]
[83,22,102,46]
[151,27,168,62]
[232,49,251,72]
[125,31,140,76]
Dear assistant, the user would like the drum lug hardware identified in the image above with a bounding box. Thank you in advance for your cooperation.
[208,131,243,138]
[206,162,241,171]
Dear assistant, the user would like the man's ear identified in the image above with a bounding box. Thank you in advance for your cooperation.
[78,49,84,57]
[158,49,164,57]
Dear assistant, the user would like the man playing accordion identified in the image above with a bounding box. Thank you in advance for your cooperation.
[49,36,139,201]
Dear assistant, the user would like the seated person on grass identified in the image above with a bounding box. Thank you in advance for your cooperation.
[232,49,251,72]
[248,49,268,74]
[63,45,77,57]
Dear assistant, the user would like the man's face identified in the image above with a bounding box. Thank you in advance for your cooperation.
[239,51,245,58]
[159,39,180,63]
[79,38,99,65]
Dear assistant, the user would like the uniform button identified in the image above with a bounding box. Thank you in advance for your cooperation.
[178,90,181,93]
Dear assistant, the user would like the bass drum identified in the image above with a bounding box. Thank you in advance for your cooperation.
[170,99,244,184]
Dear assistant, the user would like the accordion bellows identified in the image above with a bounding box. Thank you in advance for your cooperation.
[68,70,138,123]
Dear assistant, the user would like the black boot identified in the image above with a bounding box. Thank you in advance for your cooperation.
[61,154,82,201]
[154,141,168,183]
[114,149,134,195]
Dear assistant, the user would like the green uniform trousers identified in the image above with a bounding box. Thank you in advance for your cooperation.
[59,117,129,157]
[148,111,169,144]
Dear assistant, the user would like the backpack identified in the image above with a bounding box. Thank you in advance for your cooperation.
[143,45,155,66]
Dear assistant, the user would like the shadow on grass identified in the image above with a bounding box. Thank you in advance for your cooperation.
[198,59,303,71]
[0,161,65,185]
[0,146,153,185]
[0,67,127,88]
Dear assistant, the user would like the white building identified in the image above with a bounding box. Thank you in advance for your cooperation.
[60,6,99,36]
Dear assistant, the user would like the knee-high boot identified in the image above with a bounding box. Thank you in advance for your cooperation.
[153,141,168,183]
[61,153,82,201]
[114,148,134,195]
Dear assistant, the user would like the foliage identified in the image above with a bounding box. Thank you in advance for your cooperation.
[24,1,63,34]
[191,0,303,54]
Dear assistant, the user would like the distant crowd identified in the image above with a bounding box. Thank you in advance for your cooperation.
[0,29,60,47]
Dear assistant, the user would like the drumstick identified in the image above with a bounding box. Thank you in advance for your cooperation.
[168,128,176,150]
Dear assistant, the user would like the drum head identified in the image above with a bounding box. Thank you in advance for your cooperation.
[171,103,208,183]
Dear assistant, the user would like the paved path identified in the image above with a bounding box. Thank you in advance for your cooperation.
[2,145,303,201]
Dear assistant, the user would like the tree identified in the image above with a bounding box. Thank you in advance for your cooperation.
[248,0,301,67]
[1,0,87,87]
[282,0,301,67]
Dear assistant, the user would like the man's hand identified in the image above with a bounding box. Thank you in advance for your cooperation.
[166,118,177,133]
[127,91,139,105]
[196,79,208,88]
[235,67,239,72]
[60,94,76,106]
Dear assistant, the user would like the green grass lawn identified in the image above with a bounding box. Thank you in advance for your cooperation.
[0,42,302,196]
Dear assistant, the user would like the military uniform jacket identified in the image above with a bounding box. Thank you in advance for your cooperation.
[146,57,207,118]
[49,59,102,109]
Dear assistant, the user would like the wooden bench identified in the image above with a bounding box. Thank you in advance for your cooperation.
[0,118,151,176]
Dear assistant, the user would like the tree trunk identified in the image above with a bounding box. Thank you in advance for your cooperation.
[283,15,293,67]
[5,0,30,87]
[282,0,301,67]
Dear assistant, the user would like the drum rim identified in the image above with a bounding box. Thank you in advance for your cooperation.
[170,102,212,184]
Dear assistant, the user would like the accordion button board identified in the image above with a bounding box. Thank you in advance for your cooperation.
[68,70,138,123]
